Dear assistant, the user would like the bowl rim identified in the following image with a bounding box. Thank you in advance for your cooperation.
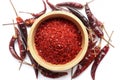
[28,11,88,71]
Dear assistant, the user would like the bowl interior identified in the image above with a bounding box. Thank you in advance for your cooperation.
[28,11,88,71]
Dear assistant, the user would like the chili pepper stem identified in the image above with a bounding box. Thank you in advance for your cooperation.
[102,37,114,48]
[102,25,112,41]
[19,60,41,72]
[19,61,23,70]
[88,0,94,4]
[10,0,18,17]
[12,20,18,37]
[13,27,17,38]
[20,0,46,19]
[19,59,34,70]
[83,0,94,7]
[100,23,113,47]
[87,25,114,47]
[19,60,33,67]
[3,23,17,26]
[19,11,33,15]
[107,31,114,46]
[71,68,73,80]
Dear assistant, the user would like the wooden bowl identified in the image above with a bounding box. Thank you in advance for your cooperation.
[28,11,88,71]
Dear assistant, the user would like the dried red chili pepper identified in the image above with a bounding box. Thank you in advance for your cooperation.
[67,7,90,27]
[14,27,26,59]
[9,24,22,60]
[85,3,104,38]
[18,39,26,59]
[37,65,68,78]
[34,0,46,18]
[56,0,94,9]
[18,0,46,27]
[9,35,22,60]
[19,0,46,19]
[56,2,83,9]
[16,17,27,45]
[46,0,58,10]
[72,39,101,78]
[85,3,114,48]
[91,31,113,80]
[27,50,39,78]
[24,18,35,27]
[4,0,68,27]
[91,46,109,80]
[10,0,27,46]
[40,68,67,78]
[4,0,46,27]
[10,1,39,77]
[3,18,35,27]
[41,70,67,78]
[46,0,67,11]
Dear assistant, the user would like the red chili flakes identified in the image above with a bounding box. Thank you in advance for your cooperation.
[34,18,82,64]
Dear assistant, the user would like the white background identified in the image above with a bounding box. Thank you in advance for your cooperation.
[0,0,120,80]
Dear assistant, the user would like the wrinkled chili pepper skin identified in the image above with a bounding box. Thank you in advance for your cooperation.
[85,3,104,38]
[9,36,22,60]
[88,28,99,49]
[72,46,100,78]
[15,27,26,59]
[56,2,83,9]
[24,18,35,27]
[67,7,90,27]
[16,17,27,46]
[17,38,26,59]
[88,34,98,49]
[85,3,97,26]
[91,45,109,80]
